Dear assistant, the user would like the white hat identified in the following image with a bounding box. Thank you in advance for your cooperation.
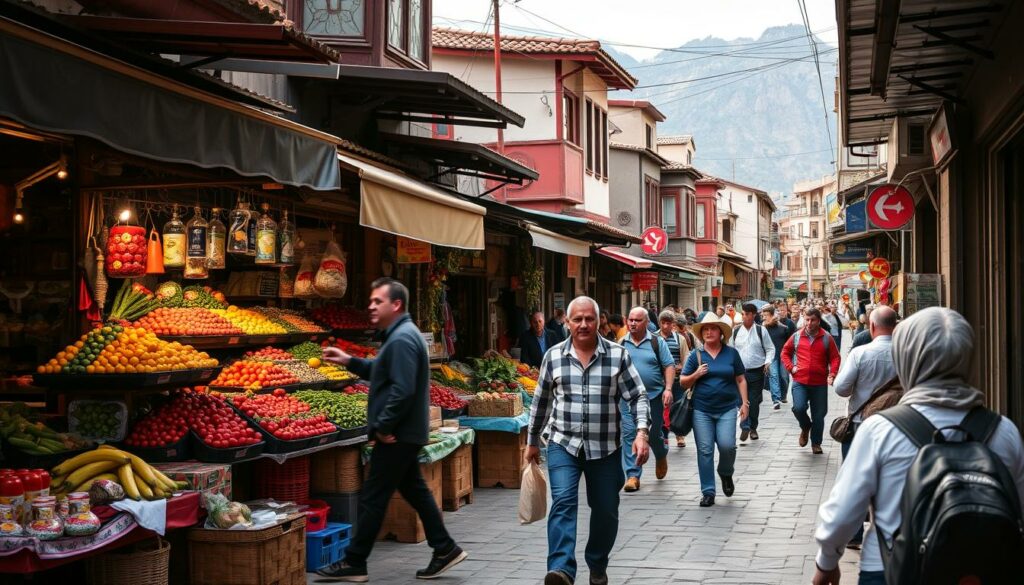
[692,312,733,340]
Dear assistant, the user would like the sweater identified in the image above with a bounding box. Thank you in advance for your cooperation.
[781,328,840,386]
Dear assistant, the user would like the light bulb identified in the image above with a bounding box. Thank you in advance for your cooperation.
[13,211,24,224]
[56,168,68,180]
[119,209,131,222]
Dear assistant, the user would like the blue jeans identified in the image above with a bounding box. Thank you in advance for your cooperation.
[546,443,624,581]
[692,408,738,496]
[792,382,828,446]
[858,571,885,585]
[767,359,785,403]
[621,395,667,478]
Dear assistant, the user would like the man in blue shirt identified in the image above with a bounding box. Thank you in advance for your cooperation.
[620,307,676,492]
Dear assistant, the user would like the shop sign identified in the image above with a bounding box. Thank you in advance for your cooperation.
[631,271,659,292]
[831,242,875,262]
[397,237,432,264]
[869,257,891,279]
[553,293,566,310]
[867,184,915,230]
[898,273,943,306]
[640,227,668,256]
[929,103,955,167]
[845,200,867,233]
[566,255,580,279]
[826,192,842,227]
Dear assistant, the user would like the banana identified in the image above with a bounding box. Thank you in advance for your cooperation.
[63,460,122,491]
[151,468,179,492]
[117,463,141,501]
[152,484,167,499]
[72,472,119,493]
[52,450,131,477]
[136,476,154,500]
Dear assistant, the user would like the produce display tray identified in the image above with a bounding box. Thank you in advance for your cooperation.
[323,378,360,390]
[120,433,192,463]
[32,367,223,390]
[159,332,330,349]
[189,431,266,463]
[208,382,328,394]
[335,426,368,441]
[229,405,340,454]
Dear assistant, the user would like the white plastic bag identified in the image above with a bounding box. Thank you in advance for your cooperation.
[314,240,348,298]
[518,461,547,524]
[294,254,316,298]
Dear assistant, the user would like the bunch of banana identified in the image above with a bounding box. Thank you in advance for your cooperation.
[50,445,187,499]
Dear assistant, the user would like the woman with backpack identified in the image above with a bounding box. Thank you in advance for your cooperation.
[812,307,1024,585]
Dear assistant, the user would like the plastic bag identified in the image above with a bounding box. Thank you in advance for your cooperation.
[518,461,547,524]
[294,254,317,298]
[202,492,253,529]
[314,240,348,298]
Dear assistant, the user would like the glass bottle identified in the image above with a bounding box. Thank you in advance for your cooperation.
[255,203,277,264]
[228,200,250,255]
[207,207,227,269]
[185,206,209,279]
[246,202,258,257]
[277,209,295,265]
[162,205,186,269]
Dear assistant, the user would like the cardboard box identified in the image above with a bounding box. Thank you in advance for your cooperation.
[154,462,232,502]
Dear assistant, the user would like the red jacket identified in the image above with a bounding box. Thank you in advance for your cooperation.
[781,328,841,387]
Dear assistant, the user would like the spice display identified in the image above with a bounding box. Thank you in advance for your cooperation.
[185,206,209,279]
[255,203,277,264]
[227,200,252,255]
[277,209,295,265]
[314,239,348,298]
[206,207,227,269]
[63,492,100,536]
[105,224,147,277]
[162,205,186,268]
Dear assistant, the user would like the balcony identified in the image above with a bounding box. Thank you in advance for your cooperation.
[496,140,584,206]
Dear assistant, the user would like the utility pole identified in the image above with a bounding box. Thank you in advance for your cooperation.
[491,0,505,201]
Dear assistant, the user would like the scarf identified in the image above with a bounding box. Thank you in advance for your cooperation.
[892,307,984,409]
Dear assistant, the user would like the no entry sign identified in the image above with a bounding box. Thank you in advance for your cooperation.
[867,184,915,230]
[640,226,668,256]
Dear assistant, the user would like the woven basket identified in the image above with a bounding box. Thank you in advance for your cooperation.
[311,446,362,494]
[467,393,523,418]
[189,513,306,585]
[86,537,170,585]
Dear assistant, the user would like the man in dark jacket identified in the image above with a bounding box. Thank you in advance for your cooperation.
[321,278,466,582]
[519,311,559,367]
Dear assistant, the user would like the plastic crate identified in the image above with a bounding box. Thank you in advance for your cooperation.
[304,522,351,571]
[189,431,265,463]
[254,456,310,503]
[313,492,359,533]
[68,399,128,442]
[304,499,330,533]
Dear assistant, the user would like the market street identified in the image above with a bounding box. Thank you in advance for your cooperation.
[318,342,859,585]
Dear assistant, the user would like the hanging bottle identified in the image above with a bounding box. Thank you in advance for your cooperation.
[207,207,227,269]
[185,206,209,279]
[162,205,186,269]
[277,209,295,265]
[255,203,277,264]
[227,200,250,255]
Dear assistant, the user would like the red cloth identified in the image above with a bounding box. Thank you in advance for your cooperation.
[781,329,840,386]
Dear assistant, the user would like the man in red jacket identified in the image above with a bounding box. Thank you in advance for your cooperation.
[781,308,841,454]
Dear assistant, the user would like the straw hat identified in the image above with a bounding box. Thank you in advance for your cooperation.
[692,312,733,340]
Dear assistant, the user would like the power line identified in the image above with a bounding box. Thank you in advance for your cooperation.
[797,0,835,161]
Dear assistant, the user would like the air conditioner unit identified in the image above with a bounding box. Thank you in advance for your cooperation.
[887,116,931,182]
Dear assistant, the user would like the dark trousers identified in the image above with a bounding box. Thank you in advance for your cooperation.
[740,368,765,431]
[344,442,455,567]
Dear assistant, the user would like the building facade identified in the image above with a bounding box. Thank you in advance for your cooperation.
[777,175,836,298]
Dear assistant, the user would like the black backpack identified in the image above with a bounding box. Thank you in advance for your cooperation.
[876,405,1024,585]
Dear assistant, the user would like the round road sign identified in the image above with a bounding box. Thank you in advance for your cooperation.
[867,184,915,230]
[640,226,669,256]
[868,257,891,280]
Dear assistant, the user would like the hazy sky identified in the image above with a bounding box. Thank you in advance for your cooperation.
[433,0,838,60]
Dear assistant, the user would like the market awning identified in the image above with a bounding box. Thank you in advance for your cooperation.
[380,133,539,185]
[596,248,700,278]
[528,225,590,258]
[465,198,641,246]
[340,153,486,250]
[0,9,342,191]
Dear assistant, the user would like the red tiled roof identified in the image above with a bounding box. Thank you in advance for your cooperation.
[432,27,637,90]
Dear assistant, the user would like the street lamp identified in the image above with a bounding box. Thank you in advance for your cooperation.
[801,235,812,301]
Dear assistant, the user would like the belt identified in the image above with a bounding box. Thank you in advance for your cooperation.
[745,367,765,372]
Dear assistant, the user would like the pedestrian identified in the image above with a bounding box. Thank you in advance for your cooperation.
[598,311,611,341]
[762,305,794,409]
[659,310,690,448]
[812,307,1024,585]
[519,311,560,368]
[679,313,750,507]
[781,308,840,455]
[731,303,774,443]
[526,296,651,585]
[320,278,466,581]
[620,307,675,491]
[607,313,627,342]
[851,305,875,349]
[715,305,726,318]
[676,314,699,352]
[821,304,844,349]
[546,308,569,343]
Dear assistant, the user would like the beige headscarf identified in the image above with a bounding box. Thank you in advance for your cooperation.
[892,307,984,409]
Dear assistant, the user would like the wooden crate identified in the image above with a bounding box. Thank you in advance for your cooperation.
[188,513,306,585]
[474,429,527,489]
[442,444,474,511]
[377,460,443,543]
[310,446,362,494]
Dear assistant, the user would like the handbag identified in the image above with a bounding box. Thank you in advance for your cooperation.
[669,350,702,437]
[829,383,885,442]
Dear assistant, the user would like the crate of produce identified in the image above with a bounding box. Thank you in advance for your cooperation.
[475,428,527,489]
[313,492,359,533]
[152,461,232,501]
[188,513,306,585]
[229,393,339,453]
[33,366,222,391]
[85,536,170,585]
[442,443,474,511]
[123,433,192,463]
[305,522,351,571]
[335,425,368,441]
[377,460,442,543]
[189,431,264,463]
[68,399,128,443]
[254,456,309,503]
[467,392,523,418]
[311,446,362,494]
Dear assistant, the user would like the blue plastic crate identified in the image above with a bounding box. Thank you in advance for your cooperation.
[305,522,352,571]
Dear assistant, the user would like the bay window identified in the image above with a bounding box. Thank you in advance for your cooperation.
[302,0,365,36]
[696,202,706,238]
[387,0,426,63]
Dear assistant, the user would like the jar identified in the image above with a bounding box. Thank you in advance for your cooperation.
[228,201,252,255]
[0,503,22,536]
[57,495,69,519]
[105,224,147,277]
[0,472,24,524]
[163,206,186,268]
[27,498,62,540]
[185,206,209,279]
[207,208,227,269]
[17,470,41,520]
[255,203,277,264]
[64,492,100,536]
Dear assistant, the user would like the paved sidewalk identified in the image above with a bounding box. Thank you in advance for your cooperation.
[311,341,863,584]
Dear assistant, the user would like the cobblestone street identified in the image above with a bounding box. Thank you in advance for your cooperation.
[311,343,861,585]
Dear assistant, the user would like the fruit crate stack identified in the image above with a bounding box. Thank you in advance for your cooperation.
[475,428,528,489]
[466,392,523,418]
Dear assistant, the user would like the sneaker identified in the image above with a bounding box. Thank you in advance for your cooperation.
[676,437,686,448]
[798,428,810,447]
[655,457,668,480]
[623,477,640,492]
[782,398,789,403]
[699,494,716,507]
[720,475,735,497]
[545,570,573,585]
[416,545,468,579]
[773,402,781,410]
[316,562,368,582]
[812,444,823,455]
[590,571,608,585]
[739,429,750,442]
[749,429,759,440]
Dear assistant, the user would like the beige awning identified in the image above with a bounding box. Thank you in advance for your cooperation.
[528,225,590,258]
[340,153,486,250]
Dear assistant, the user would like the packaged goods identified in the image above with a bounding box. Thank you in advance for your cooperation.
[255,203,277,265]
[203,492,252,529]
[146,228,165,274]
[227,201,252,256]
[313,240,348,298]
[63,491,100,536]
[294,254,316,298]
[0,503,22,536]
[26,498,62,540]
[278,210,295,265]
[88,478,125,506]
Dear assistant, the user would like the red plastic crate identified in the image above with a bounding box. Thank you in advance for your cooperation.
[304,499,330,533]
[254,456,310,503]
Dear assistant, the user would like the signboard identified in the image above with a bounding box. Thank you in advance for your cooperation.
[553,293,566,310]
[831,242,875,262]
[867,184,915,230]
[845,199,867,233]
[397,237,432,264]
[566,255,580,279]
[640,226,668,256]
[631,271,659,292]
[833,262,868,273]
[929,103,955,167]
[826,192,842,227]
[868,257,891,279]
[897,273,943,319]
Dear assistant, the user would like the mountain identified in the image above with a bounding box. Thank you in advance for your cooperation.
[607,25,837,195]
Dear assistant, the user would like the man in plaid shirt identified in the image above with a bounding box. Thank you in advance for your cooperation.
[526,296,651,585]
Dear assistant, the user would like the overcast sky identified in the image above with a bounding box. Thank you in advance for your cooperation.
[433,0,838,60]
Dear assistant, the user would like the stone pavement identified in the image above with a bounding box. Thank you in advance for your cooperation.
[311,337,864,585]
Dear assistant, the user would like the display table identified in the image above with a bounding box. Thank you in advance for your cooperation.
[458,411,529,434]
[0,491,201,573]
[360,429,475,465]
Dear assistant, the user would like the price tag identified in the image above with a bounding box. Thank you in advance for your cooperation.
[157,374,171,384]
[228,337,240,344]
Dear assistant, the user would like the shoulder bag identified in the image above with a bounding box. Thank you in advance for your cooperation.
[669,349,701,437]
[829,378,894,442]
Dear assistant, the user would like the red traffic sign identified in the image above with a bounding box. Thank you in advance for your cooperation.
[868,257,891,280]
[867,184,915,230]
[631,271,659,291]
[640,226,668,256]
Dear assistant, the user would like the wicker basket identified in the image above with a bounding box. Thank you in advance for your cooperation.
[188,513,306,585]
[311,446,362,494]
[86,537,170,585]
[467,393,523,418]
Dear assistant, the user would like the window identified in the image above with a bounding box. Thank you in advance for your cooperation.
[748,194,753,203]
[645,124,654,149]
[387,0,403,47]
[660,187,681,236]
[811,200,820,216]
[644,177,661,227]
[789,254,802,271]
[600,109,608,178]
[302,0,365,36]
[722,219,732,245]
[696,203,706,238]
[563,91,580,145]
[686,151,692,165]
[432,122,453,140]
[584,101,608,178]
[585,99,594,173]
[685,191,696,237]
[386,0,426,63]
[798,223,804,237]
[810,221,819,238]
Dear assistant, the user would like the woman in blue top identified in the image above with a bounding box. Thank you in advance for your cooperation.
[680,313,750,507]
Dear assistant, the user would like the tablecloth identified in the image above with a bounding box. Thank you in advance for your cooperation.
[458,411,529,433]
[361,428,475,464]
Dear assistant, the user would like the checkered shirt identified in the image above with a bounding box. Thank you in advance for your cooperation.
[527,336,650,460]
